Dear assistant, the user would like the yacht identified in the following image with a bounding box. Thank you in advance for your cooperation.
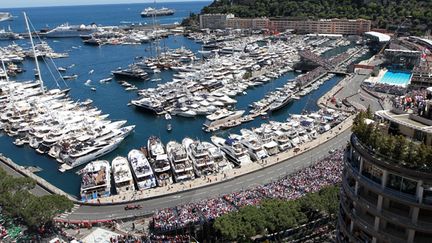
[140,7,175,17]
[79,160,111,201]
[202,141,233,172]
[131,97,164,114]
[183,137,215,177]
[0,12,13,22]
[0,29,20,40]
[128,149,157,190]
[59,126,135,170]
[166,141,195,182]
[203,109,245,129]
[210,136,252,167]
[112,156,135,194]
[112,66,149,81]
[254,128,280,156]
[269,94,294,112]
[237,130,268,161]
[147,136,173,186]
[44,23,99,38]
[273,130,292,151]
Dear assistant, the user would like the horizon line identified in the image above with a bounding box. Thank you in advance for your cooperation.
[1,0,212,10]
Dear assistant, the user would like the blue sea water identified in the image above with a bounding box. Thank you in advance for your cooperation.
[0,1,210,32]
[0,2,347,197]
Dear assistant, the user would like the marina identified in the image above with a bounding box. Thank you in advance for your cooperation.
[0,3,371,199]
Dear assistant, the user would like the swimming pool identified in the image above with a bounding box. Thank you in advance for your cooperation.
[378,70,412,86]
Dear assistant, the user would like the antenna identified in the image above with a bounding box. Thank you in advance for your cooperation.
[24,12,44,94]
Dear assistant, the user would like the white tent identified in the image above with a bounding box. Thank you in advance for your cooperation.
[82,228,120,243]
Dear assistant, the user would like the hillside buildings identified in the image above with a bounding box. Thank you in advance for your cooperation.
[199,14,371,35]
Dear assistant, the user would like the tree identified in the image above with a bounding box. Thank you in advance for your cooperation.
[189,0,432,34]
[214,186,339,241]
[0,167,73,229]
[392,135,407,162]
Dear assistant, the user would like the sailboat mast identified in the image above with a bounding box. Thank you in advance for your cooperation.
[153,0,160,61]
[1,58,9,82]
[24,12,44,94]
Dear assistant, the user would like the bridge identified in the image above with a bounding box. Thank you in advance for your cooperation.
[299,50,335,70]
[298,47,367,78]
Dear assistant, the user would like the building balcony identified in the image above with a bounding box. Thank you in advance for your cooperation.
[350,134,432,180]
[344,159,420,205]
[337,215,362,243]
[342,176,432,233]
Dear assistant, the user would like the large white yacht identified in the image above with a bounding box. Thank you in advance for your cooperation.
[236,130,268,161]
[253,128,280,156]
[147,136,173,186]
[59,125,135,171]
[44,23,100,38]
[140,7,175,17]
[79,160,111,201]
[203,109,245,129]
[112,156,135,194]
[166,141,195,182]
[202,141,233,172]
[0,12,13,22]
[210,136,252,166]
[127,149,157,190]
[131,97,164,115]
[183,137,215,177]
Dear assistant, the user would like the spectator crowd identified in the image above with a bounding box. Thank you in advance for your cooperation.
[152,149,344,232]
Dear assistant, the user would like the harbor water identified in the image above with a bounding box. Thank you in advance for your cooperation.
[0,3,346,197]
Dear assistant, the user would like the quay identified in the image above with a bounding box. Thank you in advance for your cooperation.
[80,113,354,206]
[0,154,78,202]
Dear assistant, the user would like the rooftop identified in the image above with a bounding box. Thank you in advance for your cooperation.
[365,31,391,42]
[376,110,432,133]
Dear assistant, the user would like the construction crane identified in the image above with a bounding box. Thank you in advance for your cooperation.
[378,16,411,56]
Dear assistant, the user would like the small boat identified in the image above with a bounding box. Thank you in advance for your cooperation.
[57,67,66,72]
[167,123,172,132]
[165,113,172,120]
[85,79,92,86]
[99,77,112,83]
[89,69,94,75]
[91,87,96,91]
[125,86,137,91]
[63,74,78,80]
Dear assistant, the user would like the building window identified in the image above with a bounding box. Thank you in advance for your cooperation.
[387,174,417,195]
[423,184,432,205]
[362,161,383,184]
[351,150,361,170]
[414,129,426,143]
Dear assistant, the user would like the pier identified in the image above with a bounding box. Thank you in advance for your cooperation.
[203,46,368,133]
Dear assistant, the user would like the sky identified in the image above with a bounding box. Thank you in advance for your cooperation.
[0,0,210,9]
